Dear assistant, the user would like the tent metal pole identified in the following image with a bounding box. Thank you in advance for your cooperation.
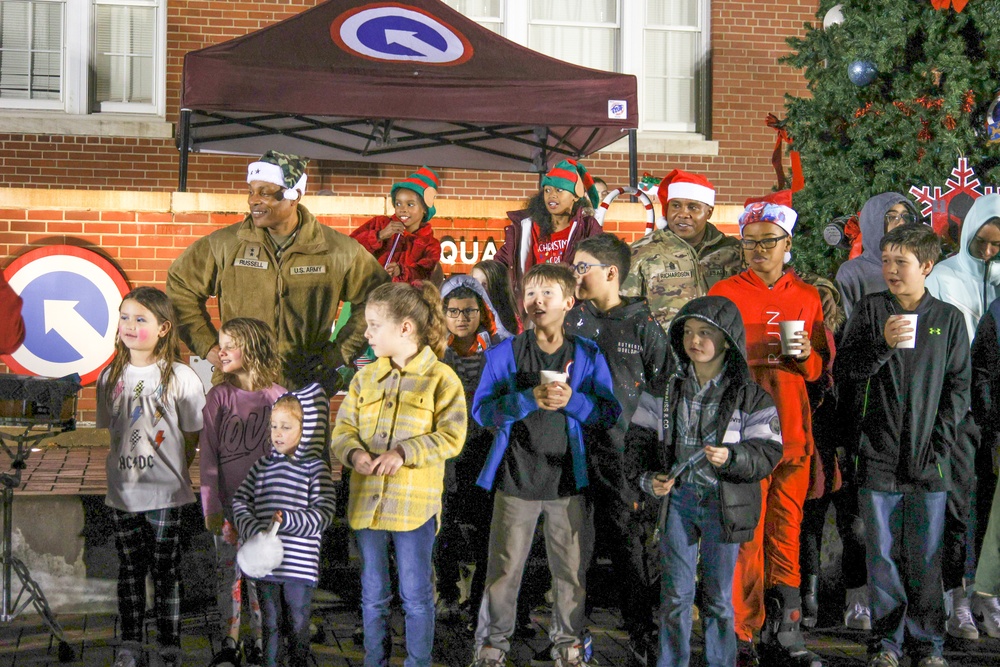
[628,129,638,190]
[178,109,192,192]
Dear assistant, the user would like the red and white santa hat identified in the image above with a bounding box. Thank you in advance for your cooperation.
[656,169,716,217]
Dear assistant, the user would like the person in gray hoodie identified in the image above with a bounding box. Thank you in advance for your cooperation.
[835,192,919,320]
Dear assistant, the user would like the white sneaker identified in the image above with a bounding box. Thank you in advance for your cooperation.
[945,587,979,640]
[971,593,1000,638]
[844,586,872,630]
[554,646,590,667]
[470,646,509,667]
[113,644,143,667]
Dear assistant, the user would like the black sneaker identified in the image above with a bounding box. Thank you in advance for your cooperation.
[243,642,263,667]
[208,638,241,667]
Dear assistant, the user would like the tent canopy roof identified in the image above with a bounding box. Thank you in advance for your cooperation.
[180,0,638,172]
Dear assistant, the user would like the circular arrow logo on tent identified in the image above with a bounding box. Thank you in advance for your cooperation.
[331,3,473,65]
[2,246,130,385]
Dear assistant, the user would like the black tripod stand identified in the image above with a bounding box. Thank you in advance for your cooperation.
[0,374,81,662]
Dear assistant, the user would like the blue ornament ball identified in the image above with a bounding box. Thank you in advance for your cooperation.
[848,60,878,86]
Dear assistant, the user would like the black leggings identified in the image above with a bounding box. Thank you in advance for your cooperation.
[800,486,867,590]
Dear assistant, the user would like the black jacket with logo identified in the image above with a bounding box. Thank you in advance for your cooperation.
[834,290,970,493]
[565,297,671,506]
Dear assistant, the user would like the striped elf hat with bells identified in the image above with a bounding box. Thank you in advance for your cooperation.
[247,150,309,200]
[542,159,601,209]
[391,166,441,222]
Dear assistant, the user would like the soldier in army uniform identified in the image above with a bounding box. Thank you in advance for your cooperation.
[621,170,742,331]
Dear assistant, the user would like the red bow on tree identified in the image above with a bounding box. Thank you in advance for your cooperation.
[930,0,969,11]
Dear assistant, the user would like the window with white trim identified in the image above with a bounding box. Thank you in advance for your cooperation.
[442,0,710,135]
[0,0,165,115]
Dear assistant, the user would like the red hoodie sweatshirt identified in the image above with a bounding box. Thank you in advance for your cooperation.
[0,272,24,355]
[709,269,830,458]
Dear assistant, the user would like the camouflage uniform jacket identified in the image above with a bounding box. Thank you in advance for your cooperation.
[621,228,707,332]
[697,222,744,290]
[166,205,389,385]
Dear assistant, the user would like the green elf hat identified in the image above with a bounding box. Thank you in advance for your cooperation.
[247,150,309,200]
[541,159,600,209]
[391,166,441,222]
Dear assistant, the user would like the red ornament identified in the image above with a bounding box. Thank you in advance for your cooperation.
[917,148,927,163]
[943,114,957,130]
[918,120,933,141]
[894,101,914,116]
[930,0,969,11]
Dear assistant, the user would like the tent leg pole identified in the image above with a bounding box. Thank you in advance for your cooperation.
[628,129,638,191]
[178,109,191,193]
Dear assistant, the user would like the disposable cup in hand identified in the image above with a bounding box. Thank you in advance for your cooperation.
[894,314,918,349]
[540,370,568,385]
[779,320,806,356]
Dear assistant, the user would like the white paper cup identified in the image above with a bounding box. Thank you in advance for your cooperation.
[779,320,806,356]
[895,314,918,349]
[540,370,568,385]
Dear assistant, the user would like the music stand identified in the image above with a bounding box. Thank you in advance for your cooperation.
[0,374,81,662]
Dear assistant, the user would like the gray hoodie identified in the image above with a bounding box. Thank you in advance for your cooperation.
[835,192,915,319]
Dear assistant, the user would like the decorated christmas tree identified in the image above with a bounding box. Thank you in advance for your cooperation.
[780,0,1000,276]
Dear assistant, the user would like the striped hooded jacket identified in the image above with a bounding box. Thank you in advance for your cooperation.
[232,382,336,585]
[645,296,783,543]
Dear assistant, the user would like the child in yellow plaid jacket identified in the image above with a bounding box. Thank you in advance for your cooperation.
[331,281,467,667]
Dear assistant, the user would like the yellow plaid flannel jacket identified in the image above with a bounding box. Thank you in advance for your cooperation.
[331,346,467,532]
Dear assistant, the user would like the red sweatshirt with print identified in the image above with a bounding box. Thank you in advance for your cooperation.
[351,216,441,283]
[709,269,831,459]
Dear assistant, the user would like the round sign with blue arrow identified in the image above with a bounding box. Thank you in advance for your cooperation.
[2,246,130,384]
[331,3,473,65]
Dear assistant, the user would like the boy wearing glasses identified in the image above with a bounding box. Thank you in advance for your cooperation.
[708,190,830,667]
[564,233,672,665]
[835,193,919,319]
[925,194,1000,641]
[437,275,514,621]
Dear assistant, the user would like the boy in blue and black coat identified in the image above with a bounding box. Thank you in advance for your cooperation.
[640,295,782,667]
[834,225,970,667]
[470,263,620,667]
[232,383,337,667]
[565,233,672,664]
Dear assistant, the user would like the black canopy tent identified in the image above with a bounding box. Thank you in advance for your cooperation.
[177,0,639,191]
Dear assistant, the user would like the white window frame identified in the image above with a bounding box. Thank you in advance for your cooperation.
[454,0,712,143]
[0,0,166,117]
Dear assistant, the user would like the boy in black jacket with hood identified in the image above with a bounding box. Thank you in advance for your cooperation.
[834,224,970,667]
[640,295,782,667]
[565,233,672,664]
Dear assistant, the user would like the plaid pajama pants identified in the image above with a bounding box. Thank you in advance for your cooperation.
[112,507,183,647]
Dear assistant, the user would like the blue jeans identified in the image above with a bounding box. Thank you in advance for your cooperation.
[356,517,436,667]
[859,489,946,660]
[658,483,739,667]
[257,580,314,667]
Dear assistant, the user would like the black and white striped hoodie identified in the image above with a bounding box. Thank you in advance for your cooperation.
[232,382,336,585]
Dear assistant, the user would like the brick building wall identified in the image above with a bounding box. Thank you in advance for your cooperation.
[0,0,816,204]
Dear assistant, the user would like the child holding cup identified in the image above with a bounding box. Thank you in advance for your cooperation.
[708,190,830,666]
[834,224,970,667]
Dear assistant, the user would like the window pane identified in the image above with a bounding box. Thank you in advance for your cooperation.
[528,0,619,71]
[644,29,699,127]
[0,0,62,100]
[95,3,155,105]
[440,0,501,33]
[646,0,699,28]
[530,0,617,24]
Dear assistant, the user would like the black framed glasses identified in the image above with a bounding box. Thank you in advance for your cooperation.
[570,261,610,275]
[884,211,916,226]
[739,234,789,250]
[445,307,480,319]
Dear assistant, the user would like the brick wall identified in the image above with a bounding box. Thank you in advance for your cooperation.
[0,1,816,204]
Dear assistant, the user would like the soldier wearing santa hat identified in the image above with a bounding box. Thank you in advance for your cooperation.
[621,169,742,332]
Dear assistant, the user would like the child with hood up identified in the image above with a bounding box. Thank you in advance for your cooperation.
[835,192,919,320]
[436,274,513,619]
